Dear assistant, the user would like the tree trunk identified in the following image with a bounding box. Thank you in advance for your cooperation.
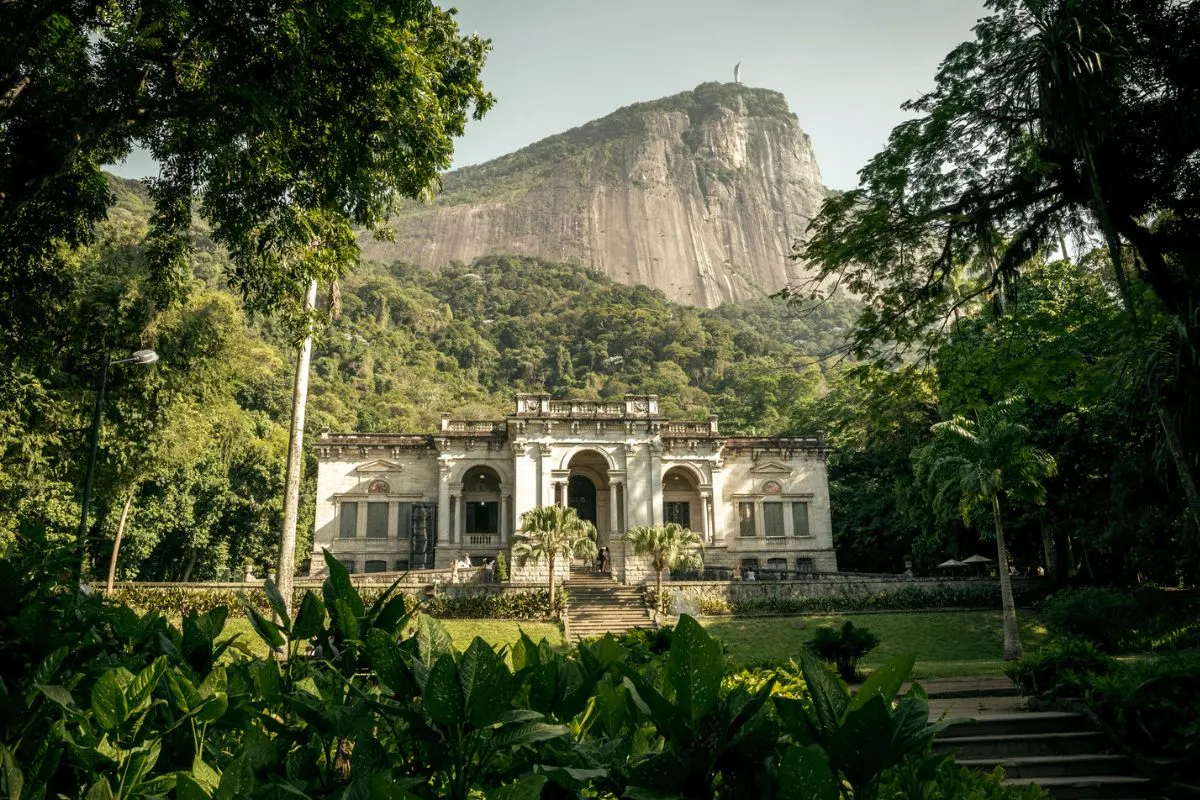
[992,495,1023,661]
[548,553,557,617]
[105,490,136,596]
[277,279,318,619]
[181,549,199,582]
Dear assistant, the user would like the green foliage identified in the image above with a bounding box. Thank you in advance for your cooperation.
[512,505,596,613]
[1004,640,1116,701]
[1038,588,1140,651]
[494,551,509,582]
[810,621,881,681]
[623,522,703,612]
[425,590,560,620]
[882,758,1051,800]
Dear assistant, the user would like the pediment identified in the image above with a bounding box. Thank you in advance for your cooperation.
[354,459,405,474]
[749,461,793,475]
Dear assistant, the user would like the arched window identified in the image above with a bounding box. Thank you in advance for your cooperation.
[368,479,390,494]
[462,467,501,539]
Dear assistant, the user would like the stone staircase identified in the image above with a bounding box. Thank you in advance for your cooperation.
[565,564,653,641]
[934,711,1161,799]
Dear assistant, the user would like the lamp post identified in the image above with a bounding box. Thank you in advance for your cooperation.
[77,349,159,580]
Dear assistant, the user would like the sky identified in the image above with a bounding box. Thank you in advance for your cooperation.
[107,0,989,191]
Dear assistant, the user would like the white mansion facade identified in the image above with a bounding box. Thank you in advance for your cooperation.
[310,394,838,583]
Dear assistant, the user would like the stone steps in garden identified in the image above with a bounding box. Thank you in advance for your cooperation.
[565,565,653,641]
[935,712,1161,799]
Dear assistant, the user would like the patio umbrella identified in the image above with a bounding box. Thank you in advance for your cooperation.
[962,554,993,564]
[937,558,966,568]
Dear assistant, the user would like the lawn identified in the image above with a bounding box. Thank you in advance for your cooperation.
[702,611,1049,679]
[220,617,564,660]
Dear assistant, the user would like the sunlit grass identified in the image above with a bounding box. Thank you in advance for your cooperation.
[702,611,1049,678]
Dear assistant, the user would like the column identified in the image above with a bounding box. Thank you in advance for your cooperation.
[648,444,663,526]
[512,443,537,526]
[700,493,712,543]
[437,460,452,545]
[626,446,649,528]
[710,466,726,544]
[556,481,568,508]
[500,495,511,543]
[539,444,554,508]
[455,491,466,547]
[605,485,616,540]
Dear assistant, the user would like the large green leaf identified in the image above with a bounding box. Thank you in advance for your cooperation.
[91,670,129,731]
[459,636,513,727]
[323,549,366,619]
[84,777,114,800]
[368,773,424,799]
[371,594,412,637]
[416,615,453,665]
[421,654,464,726]
[214,755,253,800]
[484,775,548,800]
[243,602,286,650]
[36,682,79,713]
[292,590,326,640]
[175,773,211,800]
[827,694,894,788]
[665,614,724,724]
[334,597,361,642]
[511,631,540,673]
[366,629,413,698]
[128,656,167,712]
[778,745,839,800]
[489,721,568,749]
[797,651,849,737]
[1,744,23,800]
[851,652,915,710]
[263,578,292,634]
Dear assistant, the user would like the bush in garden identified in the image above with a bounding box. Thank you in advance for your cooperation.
[1004,639,1115,701]
[1039,587,1139,651]
[810,620,880,680]
[495,551,509,582]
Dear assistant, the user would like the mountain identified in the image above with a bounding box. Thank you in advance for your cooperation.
[360,82,828,308]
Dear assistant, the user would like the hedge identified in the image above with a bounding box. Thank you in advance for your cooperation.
[108,584,559,620]
[650,580,1052,616]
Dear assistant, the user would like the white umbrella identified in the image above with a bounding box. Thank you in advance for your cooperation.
[962,554,994,564]
[937,558,966,568]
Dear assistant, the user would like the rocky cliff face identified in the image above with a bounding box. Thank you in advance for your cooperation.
[361,83,827,307]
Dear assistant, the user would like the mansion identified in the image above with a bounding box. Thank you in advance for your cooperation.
[310,394,838,583]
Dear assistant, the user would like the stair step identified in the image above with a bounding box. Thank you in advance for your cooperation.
[1006,776,1157,800]
[933,732,1109,759]
[958,755,1132,780]
[944,712,1092,737]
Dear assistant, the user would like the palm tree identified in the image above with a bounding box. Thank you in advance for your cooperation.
[623,523,703,618]
[915,400,1056,660]
[512,505,597,615]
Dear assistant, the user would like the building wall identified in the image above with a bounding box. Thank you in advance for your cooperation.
[310,396,837,583]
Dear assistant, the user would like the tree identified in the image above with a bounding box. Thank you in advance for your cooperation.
[793,0,1200,527]
[511,506,597,614]
[914,401,1057,660]
[622,523,703,617]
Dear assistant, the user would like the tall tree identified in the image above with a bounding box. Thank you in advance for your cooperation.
[511,506,597,615]
[793,0,1200,525]
[915,401,1057,660]
[622,523,703,617]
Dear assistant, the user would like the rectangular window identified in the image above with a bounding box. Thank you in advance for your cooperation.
[364,559,387,573]
[366,503,389,539]
[763,503,785,537]
[791,502,811,537]
[796,557,815,574]
[738,502,757,537]
[664,501,691,528]
[466,501,499,534]
[740,558,760,575]
[396,502,412,539]
[339,502,358,539]
[767,557,788,578]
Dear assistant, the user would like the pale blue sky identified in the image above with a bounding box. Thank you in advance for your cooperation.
[108,0,988,190]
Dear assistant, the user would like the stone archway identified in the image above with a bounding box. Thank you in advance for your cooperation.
[565,449,611,543]
[662,464,711,542]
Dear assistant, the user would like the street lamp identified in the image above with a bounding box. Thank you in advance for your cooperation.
[77,349,159,580]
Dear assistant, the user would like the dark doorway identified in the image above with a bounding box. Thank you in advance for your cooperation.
[410,503,437,569]
[568,475,597,524]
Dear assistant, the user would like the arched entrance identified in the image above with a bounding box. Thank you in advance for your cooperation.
[662,465,705,540]
[568,475,597,525]
[565,449,611,543]
[462,466,502,546]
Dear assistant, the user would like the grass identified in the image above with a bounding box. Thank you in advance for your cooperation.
[702,611,1050,679]
[220,617,563,661]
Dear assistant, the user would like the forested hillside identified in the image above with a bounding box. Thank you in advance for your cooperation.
[2,172,1194,587]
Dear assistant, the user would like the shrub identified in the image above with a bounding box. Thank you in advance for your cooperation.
[495,551,509,582]
[809,620,880,681]
[883,758,1051,799]
[1086,652,1200,769]
[1039,587,1138,651]
[1004,639,1115,701]
[424,588,558,619]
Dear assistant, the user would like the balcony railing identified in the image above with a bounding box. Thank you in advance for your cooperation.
[467,533,497,547]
